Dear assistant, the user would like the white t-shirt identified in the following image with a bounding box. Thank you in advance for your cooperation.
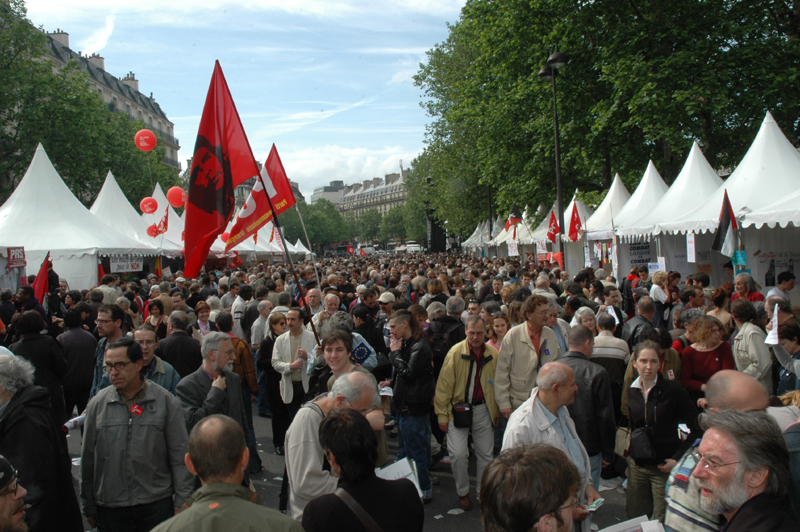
[766,287,791,304]
[650,284,668,304]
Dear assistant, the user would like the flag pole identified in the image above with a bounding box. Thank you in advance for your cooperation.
[256,173,320,346]
[295,204,320,282]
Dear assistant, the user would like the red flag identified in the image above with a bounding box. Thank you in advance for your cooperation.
[32,253,50,304]
[568,204,582,242]
[184,61,260,277]
[225,145,297,252]
[546,211,560,244]
[360,248,365,256]
[347,246,355,255]
[154,256,162,279]
[156,207,169,235]
[96,257,106,286]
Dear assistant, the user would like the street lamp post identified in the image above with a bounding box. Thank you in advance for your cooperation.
[539,50,569,238]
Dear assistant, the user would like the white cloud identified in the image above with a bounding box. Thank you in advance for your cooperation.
[77,14,115,55]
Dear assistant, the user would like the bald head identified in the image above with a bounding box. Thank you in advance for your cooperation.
[535,278,550,290]
[705,370,769,412]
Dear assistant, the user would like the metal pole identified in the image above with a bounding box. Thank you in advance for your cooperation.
[295,203,320,282]
[551,70,564,240]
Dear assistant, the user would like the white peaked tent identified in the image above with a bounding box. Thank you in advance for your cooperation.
[91,171,183,254]
[561,193,594,243]
[618,143,724,241]
[142,183,185,250]
[585,174,631,241]
[659,112,800,235]
[490,215,505,238]
[0,144,157,289]
[742,188,800,228]
[530,192,591,245]
[612,161,669,231]
[294,239,313,259]
[461,221,484,248]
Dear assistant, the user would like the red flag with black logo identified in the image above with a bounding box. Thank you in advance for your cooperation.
[546,211,560,244]
[32,252,50,304]
[184,61,260,277]
[568,204,582,242]
[347,246,355,255]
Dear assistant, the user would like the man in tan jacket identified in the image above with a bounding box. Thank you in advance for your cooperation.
[434,315,499,511]
[494,295,562,417]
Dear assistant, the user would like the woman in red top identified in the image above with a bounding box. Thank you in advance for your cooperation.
[732,272,765,302]
[680,315,735,407]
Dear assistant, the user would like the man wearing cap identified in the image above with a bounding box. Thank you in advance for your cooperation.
[376,292,396,349]
[170,277,188,297]
[0,455,30,532]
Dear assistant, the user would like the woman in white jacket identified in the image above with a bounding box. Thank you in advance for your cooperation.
[731,299,773,394]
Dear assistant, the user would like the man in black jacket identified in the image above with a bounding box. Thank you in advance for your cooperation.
[0,354,83,532]
[157,311,202,378]
[560,325,615,492]
[621,296,655,351]
[388,310,435,503]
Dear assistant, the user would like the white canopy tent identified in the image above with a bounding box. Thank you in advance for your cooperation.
[0,144,157,289]
[560,193,594,243]
[142,183,185,251]
[742,188,800,229]
[612,161,669,231]
[461,220,487,248]
[294,239,313,259]
[657,112,800,235]
[617,142,723,241]
[91,171,183,255]
[530,192,591,246]
[585,174,631,241]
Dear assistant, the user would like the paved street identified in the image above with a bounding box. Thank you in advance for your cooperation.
[67,408,632,531]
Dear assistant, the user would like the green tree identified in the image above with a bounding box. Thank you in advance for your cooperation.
[359,209,382,243]
[413,0,800,229]
[275,199,349,253]
[343,211,360,241]
[379,205,406,245]
[0,0,180,205]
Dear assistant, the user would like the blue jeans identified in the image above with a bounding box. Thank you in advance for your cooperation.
[397,411,432,498]
[589,453,602,491]
[241,387,262,472]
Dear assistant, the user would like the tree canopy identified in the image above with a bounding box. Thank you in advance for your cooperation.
[0,0,181,207]
[409,0,800,235]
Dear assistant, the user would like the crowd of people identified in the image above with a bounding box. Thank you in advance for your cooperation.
[0,252,798,532]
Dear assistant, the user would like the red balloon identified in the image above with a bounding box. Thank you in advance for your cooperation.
[221,232,230,243]
[135,129,157,152]
[146,224,159,237]
[140,197,158,214]
[166,186,186,208]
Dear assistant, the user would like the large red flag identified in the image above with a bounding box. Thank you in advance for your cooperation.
[568,204,582,242]
[546,211,560,244]
[31,253,50,304]
[184,61,260,277]
[224,144,297,252]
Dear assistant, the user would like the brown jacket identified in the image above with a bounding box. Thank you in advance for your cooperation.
[231,336,259,393]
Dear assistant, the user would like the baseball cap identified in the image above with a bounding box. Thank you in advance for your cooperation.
[176,277,186,283]
[378,292,396,303]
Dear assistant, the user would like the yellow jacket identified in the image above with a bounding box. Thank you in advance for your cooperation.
[434,339,500,426]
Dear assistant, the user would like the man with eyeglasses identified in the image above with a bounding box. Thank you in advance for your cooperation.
[92,327,180,395]
[0,356,83,532]
[0,455,30,532]
[690,410,795,532]
[81,337,193,531]
[495,295,563,419]
[88,304,124,399]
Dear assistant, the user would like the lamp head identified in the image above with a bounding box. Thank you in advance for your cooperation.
[538,65,555,79]
[547,51,569,69]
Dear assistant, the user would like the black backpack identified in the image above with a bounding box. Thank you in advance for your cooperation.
[428,321,463,378]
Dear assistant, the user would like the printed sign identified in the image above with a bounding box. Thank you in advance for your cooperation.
[508,240,519,257]
[686,233,696,263]
[6,247,25,268]
[109,256,143,273]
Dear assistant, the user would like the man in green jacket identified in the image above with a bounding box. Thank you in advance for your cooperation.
[151,414,302,532]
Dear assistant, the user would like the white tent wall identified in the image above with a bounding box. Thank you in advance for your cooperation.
[28,251,97,291]
[564,241,584,273]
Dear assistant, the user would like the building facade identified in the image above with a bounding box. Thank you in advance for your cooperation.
[338,169,408,217]
[45,29,181,171]
[310,180,345,206]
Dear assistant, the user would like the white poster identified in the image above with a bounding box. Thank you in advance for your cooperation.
[508,240,519,257]
[109,256,144,273]
[687,233,696,263]
[657,256,666,272]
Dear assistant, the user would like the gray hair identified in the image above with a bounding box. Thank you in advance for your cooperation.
[699,410,789,497]
[0,354,35,396]
[201,332,231,361]
[574,307,596,323]
[169,310,189,330]
[427,301,446,320]
[277,292,292,306]
[159,281,170,292]
[537,362,571,392]
[595,269,607,280]
[257,300,271,312]
[680,308,705,328]
[115,297,131,308]
[206,296,222,310]
[446,296,465,315]
[328,311,354,334]
[356,285,367,295]
[735,272,757,294]
[149,285,160,296]
[329,370,379,408]
[324,293,340,306]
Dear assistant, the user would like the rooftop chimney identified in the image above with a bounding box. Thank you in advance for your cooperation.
[47,29,69,49]
[121,71,139,92]
[87,53,105,70]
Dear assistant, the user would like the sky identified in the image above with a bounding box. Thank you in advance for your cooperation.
[24,0,466,200]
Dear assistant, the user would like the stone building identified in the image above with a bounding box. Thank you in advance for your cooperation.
[338,169,408,217]
[45,29,181,171]
[310,180,345,206]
